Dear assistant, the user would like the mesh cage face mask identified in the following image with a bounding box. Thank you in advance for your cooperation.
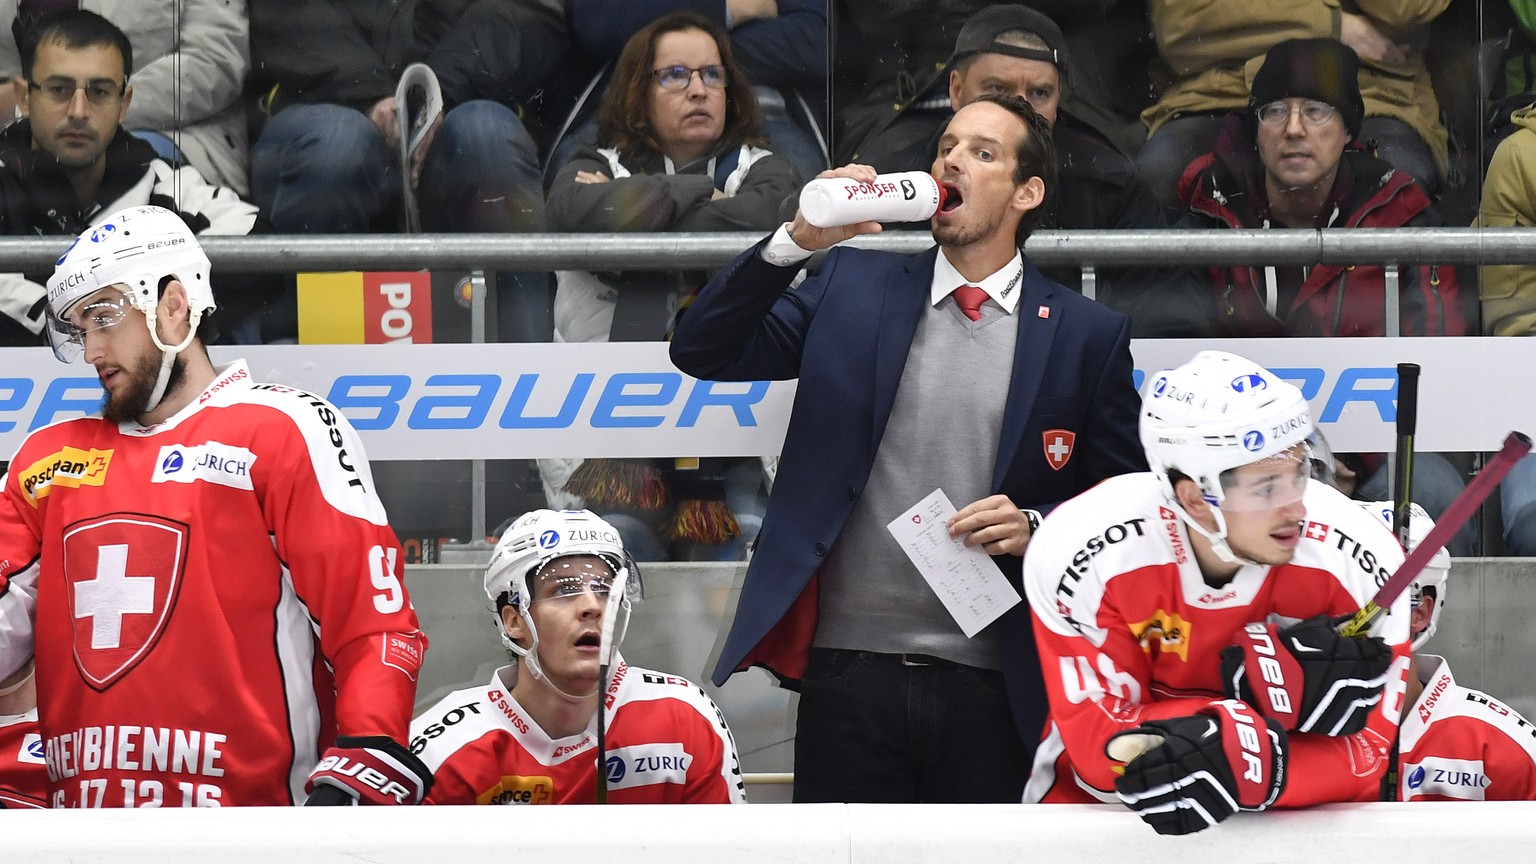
[45,205,214,363]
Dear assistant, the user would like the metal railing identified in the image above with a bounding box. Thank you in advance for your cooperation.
[4,227,1536,273]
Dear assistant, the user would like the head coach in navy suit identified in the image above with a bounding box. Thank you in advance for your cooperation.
[669,93,1146,803]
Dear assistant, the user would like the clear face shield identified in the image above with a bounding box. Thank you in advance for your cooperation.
[526,552,645,607]
[1215,444,1312,513]
[43,286,134,363]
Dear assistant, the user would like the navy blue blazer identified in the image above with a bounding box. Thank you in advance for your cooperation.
[669,237,1146,751]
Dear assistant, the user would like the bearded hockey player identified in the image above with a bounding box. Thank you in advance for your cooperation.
[1022,349,1410,833]
[1355,501,1536,801]
[411,508,745,804]
[0,205,430,806]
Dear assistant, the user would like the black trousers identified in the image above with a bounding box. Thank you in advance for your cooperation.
[792,648,1030,803]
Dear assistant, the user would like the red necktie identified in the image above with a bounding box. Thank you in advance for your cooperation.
[952,285,988,322]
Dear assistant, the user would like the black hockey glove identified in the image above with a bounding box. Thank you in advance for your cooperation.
[304,735,433,805]
[1107,700,1287,836]
[1221,615,1393,736]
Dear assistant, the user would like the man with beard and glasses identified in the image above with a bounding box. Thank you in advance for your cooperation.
[670,93,1144,803]
[1022,350,1408,834]
[0,205,433,807]
[0,9,275,347]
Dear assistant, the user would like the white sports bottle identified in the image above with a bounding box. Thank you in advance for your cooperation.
[798,171,946,227]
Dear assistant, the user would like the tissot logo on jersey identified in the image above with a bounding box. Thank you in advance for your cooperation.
[151,442,257,490]
[19,446,113,507]
[1053,518,1149,632]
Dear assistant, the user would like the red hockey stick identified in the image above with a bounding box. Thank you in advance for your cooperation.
[1338,431,1531,637]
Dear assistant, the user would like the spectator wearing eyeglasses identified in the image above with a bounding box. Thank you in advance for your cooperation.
[540,11,798,563]
[1116,38,1476,555]
[0,0,251,196]
[1132,38,1468,341]
[0,9,270,347]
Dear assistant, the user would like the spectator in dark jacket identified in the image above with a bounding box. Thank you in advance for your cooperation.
[543,0,828,183]
[247,0,566,342]
[1118,38,1475,554]
[0,10,269,346]
[833,4,1165,298]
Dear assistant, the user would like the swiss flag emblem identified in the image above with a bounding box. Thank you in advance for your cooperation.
[62,513,189,691]
[1043,429,1076,471]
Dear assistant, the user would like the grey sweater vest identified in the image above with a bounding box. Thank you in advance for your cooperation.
[815,294,1018,669]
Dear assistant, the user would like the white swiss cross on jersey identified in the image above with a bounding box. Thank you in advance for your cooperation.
[62,514,188,691]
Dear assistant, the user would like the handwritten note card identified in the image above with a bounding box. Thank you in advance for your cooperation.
[886,489,1021,637]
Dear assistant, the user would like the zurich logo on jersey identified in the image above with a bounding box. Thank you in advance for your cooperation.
[1242,430,1265,452]
[538,529,561,549]
[1231,373,1267,393]
[1407,766,1426,789]
[605,755,626,783]
[160,450,185,474]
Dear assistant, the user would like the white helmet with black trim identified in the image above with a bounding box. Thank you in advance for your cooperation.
[1141,350,1314,560]
[484,509,642,697]
[45,205,214,408]
[1359,500,1449,650]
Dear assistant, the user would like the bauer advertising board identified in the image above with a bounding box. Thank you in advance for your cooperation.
[0,338,1526,460]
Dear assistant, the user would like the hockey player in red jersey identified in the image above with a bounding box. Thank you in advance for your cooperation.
[1023,349,1410,834]
[1355,501,1536,801]
[0,205,431,807]
[0,661,45,808]
[411,509,745,804]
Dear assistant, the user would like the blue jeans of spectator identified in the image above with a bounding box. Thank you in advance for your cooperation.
[1136,113,1441,213]
[793,648,1029,802]
[1356,451,1475,556]
[251,100,551,341]
[1500,453,1536,554]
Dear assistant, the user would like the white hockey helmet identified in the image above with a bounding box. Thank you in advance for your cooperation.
[1359,500,1450,650]
[484,509,643,658]
[45,205,214,363]
[1141,351,1313,557]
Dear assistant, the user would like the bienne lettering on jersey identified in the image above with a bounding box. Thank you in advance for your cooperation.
[1396,655,1536,801]
[0,708,46,808]
[412,659,746,804]
[1022,473,1412,806]
[0,361,425,807]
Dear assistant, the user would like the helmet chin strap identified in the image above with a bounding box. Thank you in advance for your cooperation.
[142,309,201,413]
[1170,492,1262,568]
[506,611,602,704]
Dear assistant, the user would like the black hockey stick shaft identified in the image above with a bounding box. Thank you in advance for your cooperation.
[1340,431,1531,637]
[1391,363,1420,550]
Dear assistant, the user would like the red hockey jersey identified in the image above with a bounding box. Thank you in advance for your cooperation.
[1396,655,1536,801]
[1023,473,1412,807]
[411,660,746,804]
[0,709,46,808]
[0,361,425,807]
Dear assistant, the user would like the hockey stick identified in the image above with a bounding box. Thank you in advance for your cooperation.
[1390,363,1420,550]
[1338,431,1531,637]
[594,564,629,804]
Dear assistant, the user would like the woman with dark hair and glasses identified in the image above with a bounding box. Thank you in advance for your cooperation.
[544,11,799,563]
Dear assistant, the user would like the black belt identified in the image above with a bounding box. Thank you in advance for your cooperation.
[813,647,990,672]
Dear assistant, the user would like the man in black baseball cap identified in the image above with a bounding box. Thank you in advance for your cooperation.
[841,4,1164,299]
